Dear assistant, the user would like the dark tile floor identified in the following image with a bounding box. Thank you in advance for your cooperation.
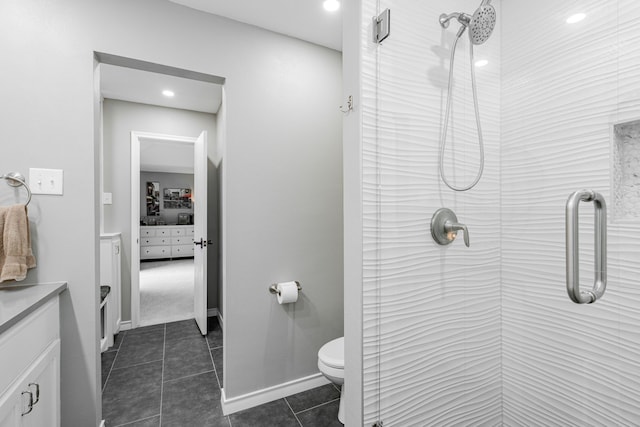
[102,317,342,427]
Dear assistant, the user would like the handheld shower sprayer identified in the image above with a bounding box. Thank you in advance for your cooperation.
[437,0,496,191]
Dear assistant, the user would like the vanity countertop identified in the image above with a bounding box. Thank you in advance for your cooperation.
[0,282,67,335]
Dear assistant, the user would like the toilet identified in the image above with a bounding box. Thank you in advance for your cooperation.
[318,336,345,424]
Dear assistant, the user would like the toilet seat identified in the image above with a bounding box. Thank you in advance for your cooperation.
[318,337,344,369]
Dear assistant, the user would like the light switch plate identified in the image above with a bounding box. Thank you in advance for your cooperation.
[29,168,64,195]
[103,192,113,205]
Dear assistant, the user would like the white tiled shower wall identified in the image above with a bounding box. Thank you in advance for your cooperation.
[362,0,502,425]
[502,1,640,425]
[362,0,640,425]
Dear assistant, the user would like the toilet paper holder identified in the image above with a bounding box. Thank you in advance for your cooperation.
[269,281,302,296]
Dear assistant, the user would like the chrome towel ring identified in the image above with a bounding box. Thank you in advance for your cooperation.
[1,172,32,206]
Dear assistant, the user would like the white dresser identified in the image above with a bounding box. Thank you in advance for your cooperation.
[140,225,195,260]
[0,282,67,427]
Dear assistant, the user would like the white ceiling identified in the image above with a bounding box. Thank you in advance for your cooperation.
[101,0,342,114]
[100,64,222,114]
[169,0,343,51]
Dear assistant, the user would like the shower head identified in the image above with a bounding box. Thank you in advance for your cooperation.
[439,0,496,45]
[468,3,496,45]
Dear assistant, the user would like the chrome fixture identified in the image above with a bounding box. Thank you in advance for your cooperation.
[373,9,391,44]
[431,208,470,247]
[438,0,496,191]
[269,281,302,295]
[439,0,496,46]
[1,172,32,206]
[339,95,354,113]
[565,190,607,304]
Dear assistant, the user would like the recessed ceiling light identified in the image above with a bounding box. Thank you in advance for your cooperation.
[566,13,586,24]
[323,0,340,12]
[475,59,489,67]
[162,89,175,98]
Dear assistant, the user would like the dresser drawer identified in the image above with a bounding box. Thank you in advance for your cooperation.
[171,236,193,246]
[140,237,170,247]
[171,245,194,257]
[141,246,170,258]
[156,228,171,237]
[140,228,155,237]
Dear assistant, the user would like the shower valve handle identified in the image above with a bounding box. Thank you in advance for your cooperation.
[445,221,470,247]
[430,208,470,248]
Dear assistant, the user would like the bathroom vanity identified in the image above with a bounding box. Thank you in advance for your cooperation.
[140,225,195,260]
[0,282,67,426]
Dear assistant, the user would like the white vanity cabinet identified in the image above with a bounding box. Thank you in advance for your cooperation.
[100,233,122,337]
[140,225,194,260]
[0,284,66,427]
[0,341,59,427]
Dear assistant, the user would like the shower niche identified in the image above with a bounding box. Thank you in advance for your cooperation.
[613,119,640,221]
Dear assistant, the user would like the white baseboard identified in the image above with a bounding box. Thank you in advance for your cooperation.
[119,320,132,331]
[220,373,330,415]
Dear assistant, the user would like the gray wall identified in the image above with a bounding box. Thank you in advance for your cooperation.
[103,99,218,322]
[140,171,194,224]
[1,1,342,424]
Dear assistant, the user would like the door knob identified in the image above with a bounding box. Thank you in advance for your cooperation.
[194,238,212,248]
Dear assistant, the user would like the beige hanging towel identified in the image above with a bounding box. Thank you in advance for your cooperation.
[0,204,36,283]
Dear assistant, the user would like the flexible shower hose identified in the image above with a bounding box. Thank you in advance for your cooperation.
[439,27,485,192]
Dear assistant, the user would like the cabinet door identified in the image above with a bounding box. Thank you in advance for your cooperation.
[21,341,60,427]
[0,392,20,427]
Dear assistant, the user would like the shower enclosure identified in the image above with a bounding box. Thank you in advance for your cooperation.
[357,0,640,425]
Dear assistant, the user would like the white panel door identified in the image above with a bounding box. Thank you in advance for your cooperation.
[193,131,208,335]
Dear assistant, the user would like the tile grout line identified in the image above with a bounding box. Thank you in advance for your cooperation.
[159,323,167,426]
[206,319,229,426]
[102,349,117,394]
[207,331,222,390]
[163,369,217,384]
[293,397,341,415]
[102,332,127,393]
[113,413,160,427]
[284,397,304,427]
[110,358,165,371]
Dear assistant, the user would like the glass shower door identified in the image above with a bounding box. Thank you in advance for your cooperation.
[362,0,640,425]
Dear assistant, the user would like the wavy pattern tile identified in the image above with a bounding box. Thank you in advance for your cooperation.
[501,1,640,425]
[362,0,640,425]
[362,0,502,425]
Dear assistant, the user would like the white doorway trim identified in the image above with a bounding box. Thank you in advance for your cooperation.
[130,131,199,329]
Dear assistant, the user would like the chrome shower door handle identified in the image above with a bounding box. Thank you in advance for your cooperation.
[565,190,607,304]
